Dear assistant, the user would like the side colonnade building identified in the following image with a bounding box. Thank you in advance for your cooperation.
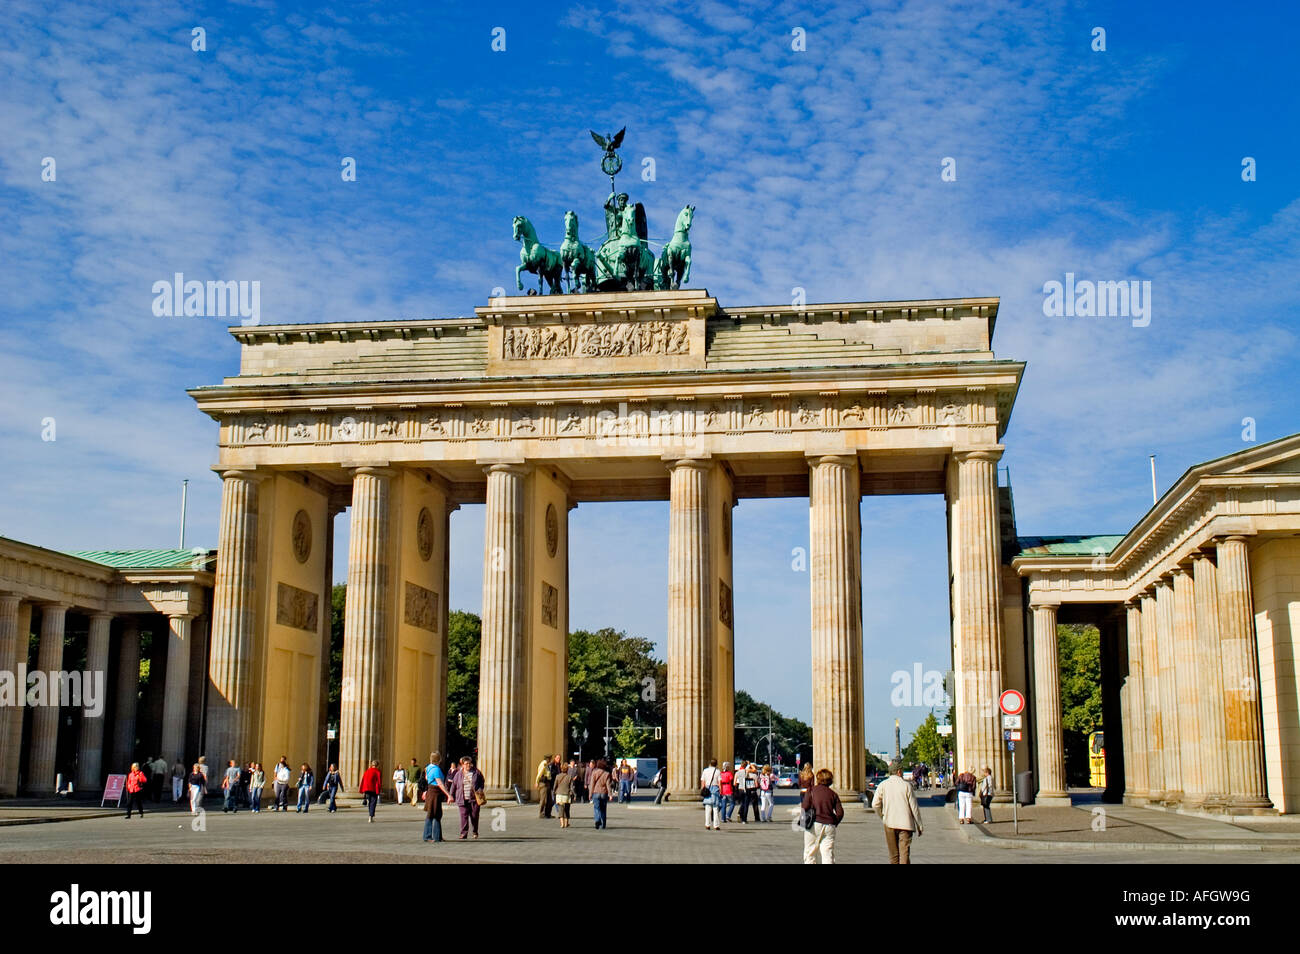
[0,541,214,795]
[1013,434,1300,814]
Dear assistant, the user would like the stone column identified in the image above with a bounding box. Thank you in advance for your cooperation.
[75,613,114,791]
[339,466,393,794]
[1031,601,1069,805]
[0,593,23,796]
[477,464,529,799]
[1140,590,1164,799]
[949,449,1010,794]
[1172,566,1204,806]
[1154,577,1182,803]
[206,470,261,773]
[809,455,864,794]
[1122,600,1149,802]
[1216,535,1272,811]
[25,603,69,794]
[667,459,712,801]
[157,614,193,763]
[111,620,141,773]
[1192,551,1230,807]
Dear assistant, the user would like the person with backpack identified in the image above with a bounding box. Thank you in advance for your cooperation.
[700,759,722,830]
[800,768,844,863]
[955,767,977,824]
[742,761,760,821]
[719,762,735,823]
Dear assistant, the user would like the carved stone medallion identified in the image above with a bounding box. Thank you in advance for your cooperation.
[291,509,312,563]
[546,503,559,558]
[417,506,434,561]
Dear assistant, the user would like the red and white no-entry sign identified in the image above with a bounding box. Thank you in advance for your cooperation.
[999,689,1026,716]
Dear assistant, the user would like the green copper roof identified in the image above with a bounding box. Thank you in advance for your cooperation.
[68,548,215,570]
[1015,535,1126,557]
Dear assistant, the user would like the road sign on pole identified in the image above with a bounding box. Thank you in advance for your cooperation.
[1001,714,1021,730]
[999,689,1026,716]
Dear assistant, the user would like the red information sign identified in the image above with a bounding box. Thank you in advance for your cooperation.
[101,774,126,807]
[998,689,1026,716]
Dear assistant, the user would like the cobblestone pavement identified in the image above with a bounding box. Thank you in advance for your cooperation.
[0,793,1295,863]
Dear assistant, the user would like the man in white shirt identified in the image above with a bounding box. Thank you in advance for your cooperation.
[700,760,723,831]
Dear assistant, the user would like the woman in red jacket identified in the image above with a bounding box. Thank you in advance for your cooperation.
[124,762,148,819]
[359,760,383,822]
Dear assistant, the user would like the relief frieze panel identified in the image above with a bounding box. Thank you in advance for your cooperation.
[229,388,992,447]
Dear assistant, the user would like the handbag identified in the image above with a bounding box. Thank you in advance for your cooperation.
[800,805,817,831]
[473,788,487,806]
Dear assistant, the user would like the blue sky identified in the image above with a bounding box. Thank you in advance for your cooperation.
[2,0,1298,753]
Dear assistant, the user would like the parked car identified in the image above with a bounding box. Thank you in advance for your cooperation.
[775,772,797,788]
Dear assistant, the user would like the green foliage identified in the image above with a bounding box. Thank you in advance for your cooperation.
[1059,623,1103,785]
[902,712,948,769]
[445,610,482,758]
[568,626,665,761]
[612,715,652,758]
[327,584,345,725]
[733,689,811,768]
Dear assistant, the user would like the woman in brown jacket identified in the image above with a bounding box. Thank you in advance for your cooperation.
[800,768,845,864]
[588,759,613,830]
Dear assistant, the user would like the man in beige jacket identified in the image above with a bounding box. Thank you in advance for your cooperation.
[872,761,924,864]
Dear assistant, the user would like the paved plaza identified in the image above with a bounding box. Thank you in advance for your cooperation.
[2,792,1296,865]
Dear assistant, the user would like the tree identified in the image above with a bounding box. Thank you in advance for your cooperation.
[612,715,652,758]
[733,689,811,767]
[902,712,947,769]
[1059,623,1103,785]
[444,610,481,758]
[327,584,345,727]
[568,626,665,761]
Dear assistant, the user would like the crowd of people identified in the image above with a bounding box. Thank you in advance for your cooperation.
[117,748,995,862]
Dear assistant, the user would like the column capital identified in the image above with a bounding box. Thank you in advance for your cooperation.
[1123,597,1142,610]
[1215,533,1253,546]
[348,464,396,478]
[952,446,1005,464]
[1028,598,1060,611]
[40,602,71,613]
[1190,549,1215,564]
[805,453,858,469]
[216,466,268,482]
[88,611,114,622]
[1170,564,1192,580]
[166,612,195,623]
[663,455,711,471]
[0,592,21,609]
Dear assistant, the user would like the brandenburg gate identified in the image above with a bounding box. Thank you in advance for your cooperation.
[190,289,1025,800]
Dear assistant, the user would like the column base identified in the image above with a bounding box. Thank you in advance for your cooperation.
[484,786,528,803]
[1034,792,1072,808]
[667,788,702,803]
[1123,794,1152,807]
[1226,796,1275,814]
